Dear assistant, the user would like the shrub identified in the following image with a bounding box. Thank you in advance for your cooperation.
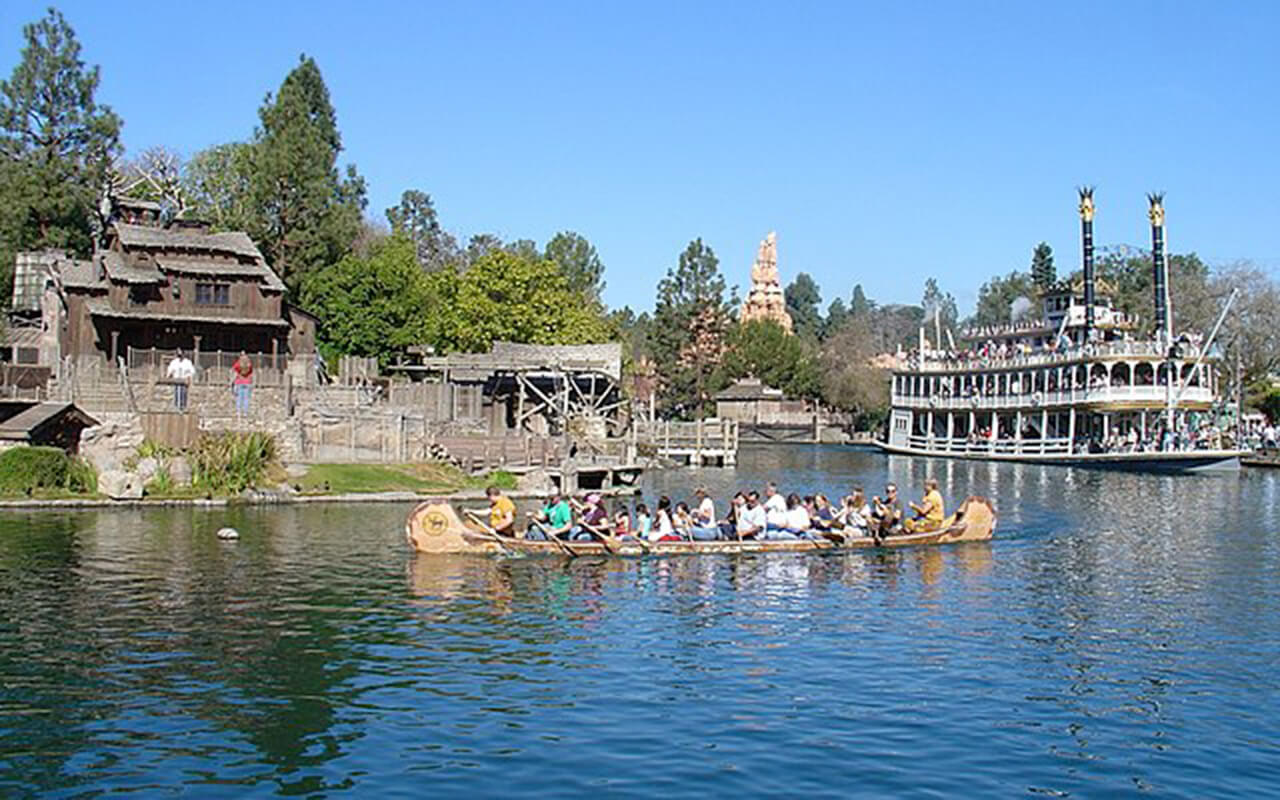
[66,457,97,494]
[0,447,97,495]
[190,431,279,494]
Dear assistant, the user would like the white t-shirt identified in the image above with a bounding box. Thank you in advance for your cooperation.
[696,497,715,525]
[650,509,673,541]
[785,506,810,531]
[764,494,787,528]
[167,357,195,380]
[737,504,766,536]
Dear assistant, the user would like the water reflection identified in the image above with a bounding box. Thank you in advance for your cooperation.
[0,450,1277,797]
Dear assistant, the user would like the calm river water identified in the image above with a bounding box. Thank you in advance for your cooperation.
[2,446,1279,797]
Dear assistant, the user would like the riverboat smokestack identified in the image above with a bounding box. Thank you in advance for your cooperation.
[1148,192,1171,347]
[1078,187,1096,340]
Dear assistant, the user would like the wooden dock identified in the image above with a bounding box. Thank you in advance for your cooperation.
[634,418,739,466]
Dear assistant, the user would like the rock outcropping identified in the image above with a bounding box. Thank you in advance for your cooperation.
[740,232,793,333]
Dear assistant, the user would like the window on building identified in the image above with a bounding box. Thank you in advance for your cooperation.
[195,282,231,306]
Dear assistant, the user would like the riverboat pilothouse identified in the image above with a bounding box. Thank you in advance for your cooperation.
[878,190,1243,472]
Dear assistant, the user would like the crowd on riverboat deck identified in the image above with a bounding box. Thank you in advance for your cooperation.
[903,330,1207,371]
[485,479,950,545]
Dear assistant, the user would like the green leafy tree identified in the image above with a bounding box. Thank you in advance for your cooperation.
[651,238,736,418]
[385,189,459,271]
[784,272,823,340]
[464,233,505,266]
[0,8,121,300]
[544,231,606,303]
[722,320,821,399]
[970,270,1036,328]
[427,249,611,353]
[250,55,365,290]
[183,142,256,231]
[1030,242,1056,291]
[299,235,431,366]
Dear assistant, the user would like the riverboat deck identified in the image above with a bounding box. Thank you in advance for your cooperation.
[875,438,1242,472]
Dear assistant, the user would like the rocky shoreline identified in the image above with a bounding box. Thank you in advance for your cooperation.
[0,485,641,511]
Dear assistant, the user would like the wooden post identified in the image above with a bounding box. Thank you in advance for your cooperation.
[110,331,120,364]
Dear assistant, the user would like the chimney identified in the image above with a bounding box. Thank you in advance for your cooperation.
[1148,192,1170,347]
[1078,187,1096,341]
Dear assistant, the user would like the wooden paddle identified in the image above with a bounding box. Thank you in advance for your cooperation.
[462,508,515,555]
[572,497,650,553]
[531,519,579,557]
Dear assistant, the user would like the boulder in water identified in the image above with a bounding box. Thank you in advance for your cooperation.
[216,527,240,540]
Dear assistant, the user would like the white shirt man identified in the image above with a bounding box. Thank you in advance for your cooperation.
[736,495,767,539]
[763,486,788,529]
[166,352,195,381]
[166,351,196,411]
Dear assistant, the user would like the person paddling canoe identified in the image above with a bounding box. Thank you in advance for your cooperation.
[904,478,946,533]
[467,485,516,537]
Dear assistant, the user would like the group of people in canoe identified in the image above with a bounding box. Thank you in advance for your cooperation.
[467,479,948,544]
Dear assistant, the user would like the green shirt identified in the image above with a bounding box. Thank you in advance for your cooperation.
[546,500,572,529]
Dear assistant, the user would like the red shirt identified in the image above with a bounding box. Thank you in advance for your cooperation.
[233,358,254,385]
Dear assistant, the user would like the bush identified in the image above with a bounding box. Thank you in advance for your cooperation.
[0,446,96,495]
[190,431,279,494]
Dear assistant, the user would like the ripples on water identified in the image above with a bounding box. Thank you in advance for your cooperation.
[1,447,1279,797]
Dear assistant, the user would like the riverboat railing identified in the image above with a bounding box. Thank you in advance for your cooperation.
[904,434,1073,456]
[892,384,1215,411]
[907,339,1208,374]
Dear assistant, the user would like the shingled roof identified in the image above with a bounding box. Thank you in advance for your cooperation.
[101,250,163,284]
[154,256,285,291]
[715,377,784,401]
[0,402,98,443]
[85,299,290,328]
[114,223,263,259]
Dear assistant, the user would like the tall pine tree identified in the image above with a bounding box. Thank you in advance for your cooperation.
[250,55,365,290]
[0,8,121,300]
[651,238,735,418]
[784,272,823,340]
[1031,242,1056,291]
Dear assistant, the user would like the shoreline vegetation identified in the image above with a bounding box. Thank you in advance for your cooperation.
[0,460,599,510]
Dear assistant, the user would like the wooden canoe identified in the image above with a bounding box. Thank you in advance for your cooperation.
[405,496,997,557]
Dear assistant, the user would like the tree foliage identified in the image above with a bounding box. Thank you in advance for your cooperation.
[849,284,872,317]
[1030,241,1056,291]
[819,316,892,429]
[545,231,605,303]
[0,8,121,300]
[426,248,611,354]
[651,238,735,418]
[183,142,256,231]
[299,235,431,365]
[823,297,848,339]
[386,189,458,271]
[248,55,366,290]
[722,320,820,399]
[970,270,1036,328]
[920,277,959,341]
[784,272,823,340]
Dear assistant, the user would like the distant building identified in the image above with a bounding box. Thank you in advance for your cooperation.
[8,197,316,369]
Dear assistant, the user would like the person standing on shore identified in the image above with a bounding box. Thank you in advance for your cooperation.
[231,352,254,415]
[166,349,195,412]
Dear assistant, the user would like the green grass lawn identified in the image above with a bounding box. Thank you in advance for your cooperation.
[294,463,516,495]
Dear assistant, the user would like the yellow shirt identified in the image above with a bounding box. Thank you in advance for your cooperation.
[922,489,945,523]
[490,495,516,531]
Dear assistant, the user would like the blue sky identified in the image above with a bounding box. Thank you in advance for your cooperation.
[3,1,1277,316]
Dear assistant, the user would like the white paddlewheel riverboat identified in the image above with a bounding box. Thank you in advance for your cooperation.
[878,190,1243,473]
